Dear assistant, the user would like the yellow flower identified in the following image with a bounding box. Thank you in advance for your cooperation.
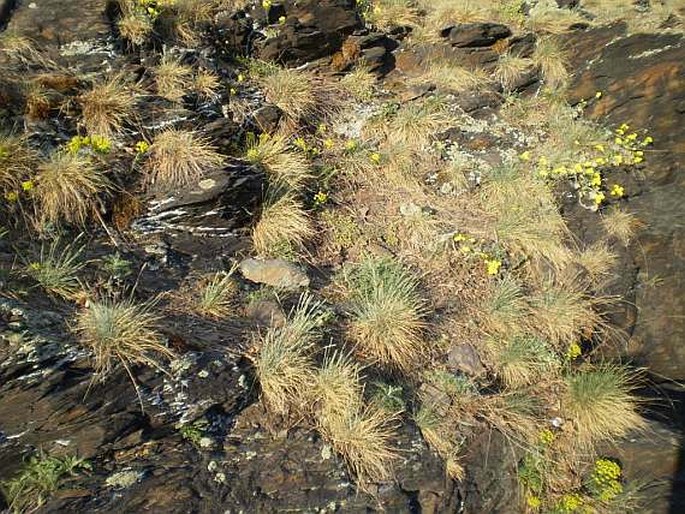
[626,132,638,141]
[518,150,531,161]
[229,87,237,95]
[313,191,328,205]
[485,259,502,276]
[614,136,623,145]
[460,245,472,254]
[566,342,582,360]
[610,184,624,197]
[278,15,286,24]
[135,140,150,154]
[323,138,334,150]
[590,172,602,187]
[539,428,555,445]
[66,135,84,154]
[262,0,272,9]
[593,191,605,205]
[594,144,605,153]
[611,154,624,166]
[642,135,654,146]
[527,496,542,509]
[90,135,111,153]
[537,156,548,167]
[237,73,245,83]
[4,191,18,202]
[344,139,358,152]
[21,180,34,192]
[453,233,466,242]
[369,152,382,164]
[594,91,602,99]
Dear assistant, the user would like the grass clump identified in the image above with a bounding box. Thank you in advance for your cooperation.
[318,402,399,483]
[117,11,153,46]
[0,133,38,198]
[562,365,644,447]
[0,453,90,514]
[78,73,138,137]
[179,268,239,319]
[153,54,194,102]
[245,133,312,189]
[602,206,640,246]
[480,276,529,335]
[486,335,559,389]
[345,257,427,371]
[365,0,421,31]
[533,37,569,90]
[23,237,85,300]
[251,295,327,415]
[495,53,533,91]
[248,61,340,122]
[34,152,112,228]
[75,296,174,379]
[252,183,313,258]
[339,66,376,102]
[144,129,224,191]
[369,97,453,148]
[315,350,364,418]
[529,281,601,348]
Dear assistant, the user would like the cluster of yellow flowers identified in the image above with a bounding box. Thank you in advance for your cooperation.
[588,458,623,502]
[554,493,584,513]
[67,135,111,155]
[520,122,653,211]
[453,233,503,277]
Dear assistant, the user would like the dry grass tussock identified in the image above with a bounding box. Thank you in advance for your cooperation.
[414,404,465,479]
[0,133,38,195]
[417,0,491,27]
[495,53,533,91]
[318,401,399,483]
[144,129,225,191]
[23,237,85,300]
[252,182,313,258]
[153,54,194,102]
[478,275,530,336]
[338,66,376,102]
[174,267,239,319]
[485,335,560,389]
[528,279,604,348]
[251,295,327,415]
[366,0,421,31]
[526,1,586,34]
[345,257,427,370]
[411,59,491,95]
[75,296,175,379]
[245,132,312,189]
[366,96,454,148]
[602,206,641,246]
[532,37,570,91]
[249,61,344,122]
[34,151,112,228]
[562,364,645,447]
[117,10,153,46]
[314,350,399,483]
[79,73,138,137]
[575,242,617,285]
[481,165,572,266]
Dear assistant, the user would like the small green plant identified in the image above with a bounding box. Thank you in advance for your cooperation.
[179,418,210,448]
[0,453,90,513]
[101,252,133,280]
[370,382,405,412]
[23,237,86,299]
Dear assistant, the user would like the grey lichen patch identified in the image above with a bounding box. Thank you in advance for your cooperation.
[105,469,144,488]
